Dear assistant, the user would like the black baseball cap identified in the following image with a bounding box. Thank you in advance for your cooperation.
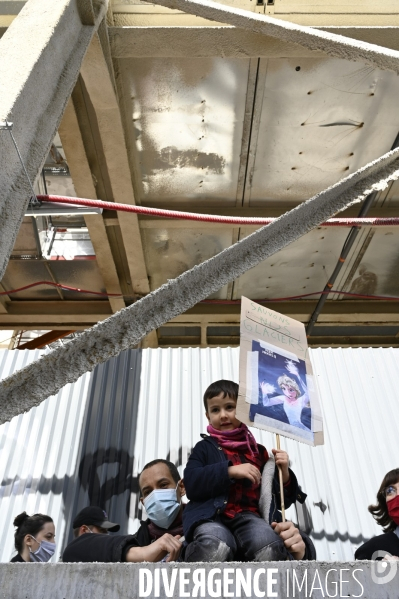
[72,506,120,532]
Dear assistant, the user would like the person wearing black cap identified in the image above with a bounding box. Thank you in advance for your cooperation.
[62,502,183,563]
[72,506,121,534]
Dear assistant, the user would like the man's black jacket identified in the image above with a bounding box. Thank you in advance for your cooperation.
[62,523,153,563]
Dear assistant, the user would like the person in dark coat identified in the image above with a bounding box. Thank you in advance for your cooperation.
[183,379,316,562]
[63,460,185,563]
[355,468,399,560]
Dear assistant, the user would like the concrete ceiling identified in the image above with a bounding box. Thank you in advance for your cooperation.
[1,0,399,349]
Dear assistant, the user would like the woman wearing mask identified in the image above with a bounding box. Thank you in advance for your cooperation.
[355,469,399,559]
[11,512,56,563]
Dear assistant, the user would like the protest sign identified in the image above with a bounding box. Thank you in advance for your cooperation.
[236,297,324,446]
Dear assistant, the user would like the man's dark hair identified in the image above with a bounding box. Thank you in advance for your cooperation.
[369,468,399,533]
[139,459,180,490]
[13,512,53,554]
[203,379,238,411]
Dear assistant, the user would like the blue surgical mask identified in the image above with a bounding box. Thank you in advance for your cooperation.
[29,537,56,563]
[143,484,181,529]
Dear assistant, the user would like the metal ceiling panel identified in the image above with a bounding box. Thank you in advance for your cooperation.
[2,259,106,300]
[11,219,38,256]
[249,58,399,205]
[2,261,61,300]
[141,227,233,298]
[121,57,249,205]
[42,175,76,198]
[233,226,349,300]
[333,226,399,299]
[48,260,107,300]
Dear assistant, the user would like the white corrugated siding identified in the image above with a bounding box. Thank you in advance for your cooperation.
[0,350,91,563]
[1,347,398,562]
[297,347,399,560]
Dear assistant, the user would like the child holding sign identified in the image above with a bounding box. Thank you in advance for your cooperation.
[182,380,316,562]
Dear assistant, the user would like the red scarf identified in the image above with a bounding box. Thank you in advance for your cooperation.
[207,422,259,457]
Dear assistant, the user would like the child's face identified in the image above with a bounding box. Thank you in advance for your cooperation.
[206,392,241,431]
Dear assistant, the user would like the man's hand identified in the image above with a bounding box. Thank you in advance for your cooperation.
[272,521,305,560]
[126,534,183,563]
[272,449,290,483]
[228,463,261,485]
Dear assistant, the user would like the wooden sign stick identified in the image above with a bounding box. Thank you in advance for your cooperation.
[276,433,286,522]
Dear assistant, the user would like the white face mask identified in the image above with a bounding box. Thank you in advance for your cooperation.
[143,483,181,529]
[29,537,56,563]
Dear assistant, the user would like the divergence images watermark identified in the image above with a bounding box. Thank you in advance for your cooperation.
[139,566,365,598]
[371,550,398,585]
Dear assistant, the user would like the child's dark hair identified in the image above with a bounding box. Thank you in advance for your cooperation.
[13,512,53,553]
[203,380,238,411]
[368,469,399,533]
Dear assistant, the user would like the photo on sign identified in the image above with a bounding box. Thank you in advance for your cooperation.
[248,341,311,440]
[237,296,323,445]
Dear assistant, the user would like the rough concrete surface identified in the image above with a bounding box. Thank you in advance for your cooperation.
[78,0,108,25]
[0,0,107,281]
[1,148,399,423]
[109,26,326,59]
[151,0,399,74]
[0,561,397,598]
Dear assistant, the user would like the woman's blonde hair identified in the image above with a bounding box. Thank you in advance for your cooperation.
[277,375,300,398]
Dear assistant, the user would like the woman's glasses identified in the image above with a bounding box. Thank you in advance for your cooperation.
[384,484,399,499]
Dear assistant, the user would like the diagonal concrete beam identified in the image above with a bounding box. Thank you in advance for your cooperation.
[109,26,325,58]
[149,0,399,74]
[0,0,108,281]
[108,26,399,59]
[1,148,399,422]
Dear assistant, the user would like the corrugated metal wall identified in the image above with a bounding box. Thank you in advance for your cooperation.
[68,350,143,540]
[0,349,91,562]
[1,347,398,562]
[294,347,399,560]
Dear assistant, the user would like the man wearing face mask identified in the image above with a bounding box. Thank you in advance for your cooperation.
[136,458,185,561]
[62,460,184,563]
